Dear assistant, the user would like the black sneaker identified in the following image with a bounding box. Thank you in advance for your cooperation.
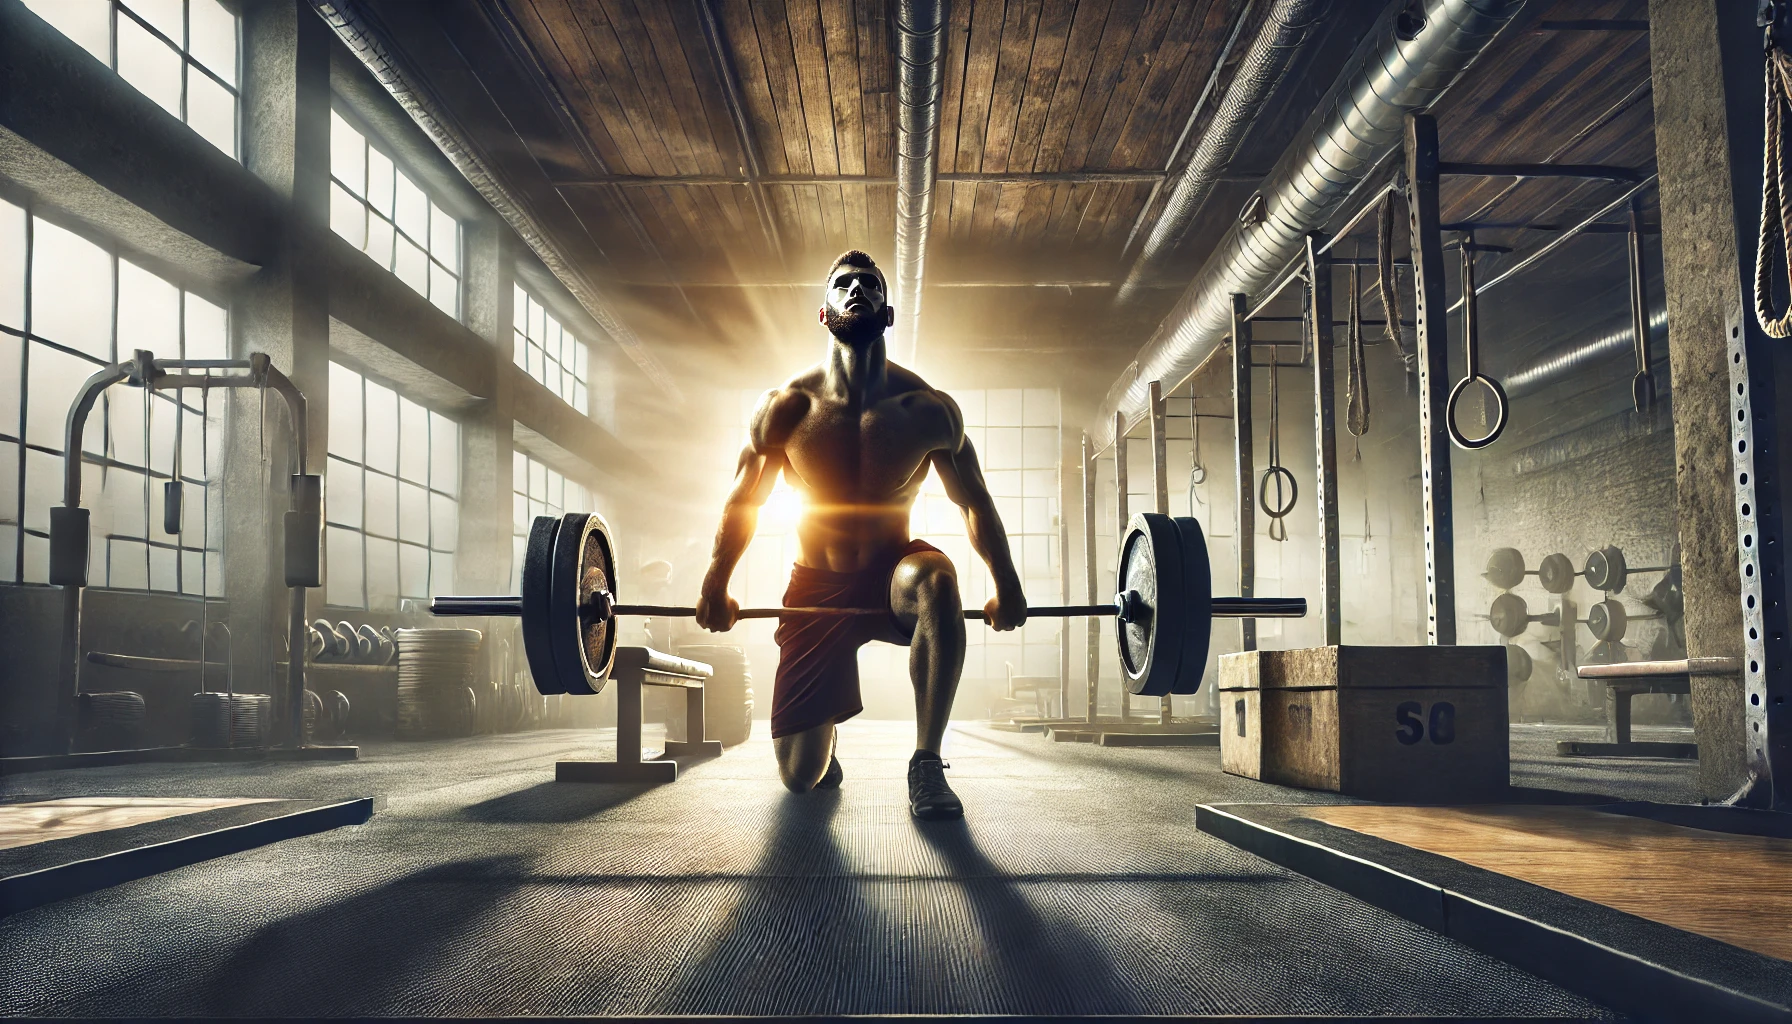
[907,754,963,820]
[816,754,843,789]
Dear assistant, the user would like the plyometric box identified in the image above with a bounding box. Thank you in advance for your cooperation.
[1217,645,1509,801]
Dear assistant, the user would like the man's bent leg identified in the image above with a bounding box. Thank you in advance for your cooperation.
[891,550,966,753]
[774,721,836,792]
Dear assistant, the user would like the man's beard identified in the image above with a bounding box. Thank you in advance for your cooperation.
[824,304,885,345]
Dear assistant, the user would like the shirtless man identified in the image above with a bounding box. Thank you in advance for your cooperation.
[694,250,1026,820]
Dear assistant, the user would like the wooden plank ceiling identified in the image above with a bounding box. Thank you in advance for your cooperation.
[361,0,1660,413]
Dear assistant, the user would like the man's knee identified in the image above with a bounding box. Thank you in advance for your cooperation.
[906,552,960,609]
[774,726,833,791]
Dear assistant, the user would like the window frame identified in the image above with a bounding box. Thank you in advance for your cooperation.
[329,102,463,319]
[323,359,461,611]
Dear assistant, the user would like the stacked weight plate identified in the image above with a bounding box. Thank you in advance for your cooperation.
[395,628,484,738]
[189,692,271,748]
[79,691,148,749]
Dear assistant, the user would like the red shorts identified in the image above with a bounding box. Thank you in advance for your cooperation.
[769,539,944,739]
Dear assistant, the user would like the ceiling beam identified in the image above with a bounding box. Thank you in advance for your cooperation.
[549,170,1173,187]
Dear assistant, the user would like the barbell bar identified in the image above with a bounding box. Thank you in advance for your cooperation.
[431,593,1305,621]
[430,511,1306,700]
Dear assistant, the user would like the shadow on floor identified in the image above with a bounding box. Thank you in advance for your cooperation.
[189,854,532,1016]
[456,780,655,823]
[914,819,1138,1015]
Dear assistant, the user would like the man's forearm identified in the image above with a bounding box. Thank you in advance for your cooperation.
[702,502,758,596]
[964,502,1023,594]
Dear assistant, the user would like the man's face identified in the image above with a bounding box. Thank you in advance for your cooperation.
[819,266,894,341]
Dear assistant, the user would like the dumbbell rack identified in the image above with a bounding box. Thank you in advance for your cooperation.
[1484,544,1684,756]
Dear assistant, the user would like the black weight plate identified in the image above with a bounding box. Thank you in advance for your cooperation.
[1588,598,1627,642]
[549,512,618,696]
[1170,515,1214,695]
[1584,545,1627,593]
[521,514,565,695]
[1484,547,1525,590]
[1537,552,1576,594]
[1505,644,1533,683]
[1489,592,1530,638]
[1117,512,1186,697]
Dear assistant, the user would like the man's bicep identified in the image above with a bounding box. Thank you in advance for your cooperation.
[933,439,994,509]
[729,447,784,507]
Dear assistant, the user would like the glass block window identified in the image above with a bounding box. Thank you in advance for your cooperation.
[729,388,1062,689]
[513,285,589,415]
[511,452,590,592]
[329,108,460,318]
[0,198,227,591]
[325,362,459,609]
[22,0,240,159]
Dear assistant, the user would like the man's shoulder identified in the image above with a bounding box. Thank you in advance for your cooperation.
[750,372,820,447]
[881,363,962,435]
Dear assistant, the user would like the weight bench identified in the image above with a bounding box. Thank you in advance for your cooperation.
[1558,657,1737,759]
[557,647,723,783]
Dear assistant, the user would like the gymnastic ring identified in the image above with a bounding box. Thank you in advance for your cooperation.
[1258,465,1298,519]
[1446,373,1508,450]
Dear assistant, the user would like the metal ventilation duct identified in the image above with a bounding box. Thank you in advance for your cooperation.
[312,1,681,402]
[1115,0,1325,305]
[1502,305,1668,397]
[1098,0,1524,443]
[893,0,945,365]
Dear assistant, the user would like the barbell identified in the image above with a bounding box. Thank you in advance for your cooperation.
[431,511,1306,699]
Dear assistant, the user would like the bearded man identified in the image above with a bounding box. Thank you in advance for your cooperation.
[694,250,1027,820]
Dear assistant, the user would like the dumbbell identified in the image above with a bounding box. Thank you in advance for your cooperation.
[1505,644,1533,683]
[1487,593,1564,638]
[1582,545,1671,594]
[1586,597,1664,643]
[1484,548,1580,594]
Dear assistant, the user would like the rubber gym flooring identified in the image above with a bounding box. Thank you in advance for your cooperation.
[0,718,1690,1018]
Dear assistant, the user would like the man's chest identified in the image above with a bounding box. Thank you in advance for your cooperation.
[783,400,946,488]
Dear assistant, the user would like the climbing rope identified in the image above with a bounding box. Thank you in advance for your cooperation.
[1345,251,1370,454]
[1258,324,1297,543]
[1377,193,1414,381]
[1757,42,1792,337]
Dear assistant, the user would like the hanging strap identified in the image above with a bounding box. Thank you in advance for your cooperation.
[1757,45,1792,338]
[1377,194,1414,381]
[1346,258,1370,439]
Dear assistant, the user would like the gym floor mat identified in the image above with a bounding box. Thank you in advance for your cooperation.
[0,722,1630,1017]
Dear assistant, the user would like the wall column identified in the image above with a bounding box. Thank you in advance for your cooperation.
[227,0,332,734]
[1649,0,1778,802]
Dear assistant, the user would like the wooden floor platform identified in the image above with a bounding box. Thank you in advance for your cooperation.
[1307,804,1792,963]
[0,797,278,850]
[1199,801,1792,1022]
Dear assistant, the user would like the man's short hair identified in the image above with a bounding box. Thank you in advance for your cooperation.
[826,250,885,288]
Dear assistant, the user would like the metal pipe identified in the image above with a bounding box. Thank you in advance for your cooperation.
[1231,295,1256,653]
[1307,235,1340,645]
[1116,0,1324,303]
[1149,380,1171,723]
[1445,175,1657,312]
[893,0,945,364]
[1114,410,1129,723]
[1082,432,1099,722]
[1500,305,1668,397]
[1099,0,1525,444]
